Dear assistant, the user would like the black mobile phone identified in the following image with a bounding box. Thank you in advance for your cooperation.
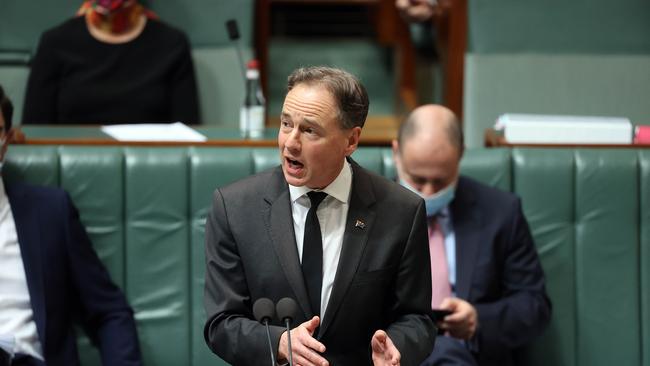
[430,309,452,322]
[430,309,452,335]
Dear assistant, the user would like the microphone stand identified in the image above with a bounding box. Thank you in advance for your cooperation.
[263,318,276,366]
[284,318,294,366]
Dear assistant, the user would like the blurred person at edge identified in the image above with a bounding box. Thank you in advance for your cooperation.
[0,84,142,366]
[22,0,199,125]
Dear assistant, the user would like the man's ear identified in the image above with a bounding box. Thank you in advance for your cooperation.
[391,140,400,158]
[344,126,362,156]
[391,140,406,180]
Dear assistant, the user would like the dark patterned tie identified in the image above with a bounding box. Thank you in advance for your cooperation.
[302,191,328,317]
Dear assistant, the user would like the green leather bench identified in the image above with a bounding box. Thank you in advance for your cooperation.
[4,145,650,366]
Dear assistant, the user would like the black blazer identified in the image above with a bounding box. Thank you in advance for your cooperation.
[6,183,142,366]
[204,160,435,365]
[450,176,551,366]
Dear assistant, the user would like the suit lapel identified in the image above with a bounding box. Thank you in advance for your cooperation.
[450,177,482,300]
[6,184,47,349]
[319,161,375,337]
[262,168,312,318]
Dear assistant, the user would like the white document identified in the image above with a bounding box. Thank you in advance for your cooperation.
[101,122,207,142]
[495,114,633,144]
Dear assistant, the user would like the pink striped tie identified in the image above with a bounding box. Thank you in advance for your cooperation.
[429,218,452,308]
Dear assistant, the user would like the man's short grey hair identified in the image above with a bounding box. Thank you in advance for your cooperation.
[287,66,369,130]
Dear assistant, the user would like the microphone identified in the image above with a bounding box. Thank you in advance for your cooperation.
[276,297,300,366]
[225,19,247,83]
[253,298,277,366]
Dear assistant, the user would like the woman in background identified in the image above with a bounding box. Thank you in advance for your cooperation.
[23,0,200,125]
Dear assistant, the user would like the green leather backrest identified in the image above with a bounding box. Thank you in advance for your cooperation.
[512,149,576,365]
[641,150,650,366]
[513,149,645,366]
[125,148,192,365]
[3,145,649,366]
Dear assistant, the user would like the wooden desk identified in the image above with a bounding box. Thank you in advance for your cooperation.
[17,117,398,147]
[484,128,650,148]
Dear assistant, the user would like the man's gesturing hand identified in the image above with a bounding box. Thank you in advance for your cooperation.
[278,316,329,366]
[371,330,400,366]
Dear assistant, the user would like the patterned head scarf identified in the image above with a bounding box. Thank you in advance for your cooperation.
[77,0,157,34]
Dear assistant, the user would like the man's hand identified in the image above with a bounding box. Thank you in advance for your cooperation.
[278,316,328,366]
[438,297,478,340]
[395,0,436,22]
[371,330,401,366]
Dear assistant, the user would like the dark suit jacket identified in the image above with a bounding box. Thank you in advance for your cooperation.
[6,182,142,366]
[449,176,551,366]
[204,160,436,366]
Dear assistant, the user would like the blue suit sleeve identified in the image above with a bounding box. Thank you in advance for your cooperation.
[472,198,551,355]
[61,192,143,366]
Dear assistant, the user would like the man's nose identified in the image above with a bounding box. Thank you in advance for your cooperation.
[285,129,301,151]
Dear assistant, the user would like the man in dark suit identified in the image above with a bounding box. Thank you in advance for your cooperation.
[0,86,142,366]
[392,104,551,366]
[204,67,435,366]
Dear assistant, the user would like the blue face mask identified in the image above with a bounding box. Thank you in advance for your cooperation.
[400,179,456,217]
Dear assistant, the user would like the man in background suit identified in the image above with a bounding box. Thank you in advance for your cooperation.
[392,105,551,366]
[0,85,142,366]
[204,66,435,366]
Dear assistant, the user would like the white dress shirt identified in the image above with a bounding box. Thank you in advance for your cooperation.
[288,160,352,321]
[0,179,44,360]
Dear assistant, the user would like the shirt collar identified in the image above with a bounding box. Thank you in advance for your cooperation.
[288,159,352,205]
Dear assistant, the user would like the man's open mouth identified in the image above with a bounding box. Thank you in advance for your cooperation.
[286,157,304,169]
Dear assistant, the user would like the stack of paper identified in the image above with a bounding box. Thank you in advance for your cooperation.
[495,114,633,144]
[101,122,207,142]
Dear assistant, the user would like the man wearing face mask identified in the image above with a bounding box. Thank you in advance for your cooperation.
[0,86,142,366]
[392,105,551,366]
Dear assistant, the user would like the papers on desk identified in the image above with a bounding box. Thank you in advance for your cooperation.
[101,122,207,142]
[495,114,633,144]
